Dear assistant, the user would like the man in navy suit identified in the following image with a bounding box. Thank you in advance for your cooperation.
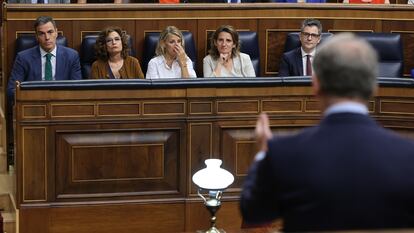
[278,18,322,77]
[240,33,414,231]
[7,16,81,102]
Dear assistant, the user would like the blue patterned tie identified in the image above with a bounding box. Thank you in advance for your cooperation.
[45,53,52,81]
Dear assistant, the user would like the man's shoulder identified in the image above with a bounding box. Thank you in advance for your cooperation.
[269,126,317,146]
[57,45,79,57]
[17,46,39,58]
[283,47,301,58]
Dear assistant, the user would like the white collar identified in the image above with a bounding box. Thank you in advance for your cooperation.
[301,47,316,57]
[39,45,57,57]
[324,101,369,116]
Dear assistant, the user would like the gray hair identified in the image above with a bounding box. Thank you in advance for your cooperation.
[301,18,322,35]
[313,33,378,100]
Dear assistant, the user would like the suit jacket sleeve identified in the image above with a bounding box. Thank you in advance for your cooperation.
[58,47,82,80]
[7,54,27,105]
[240,145,281,224]
[66,48,82,80]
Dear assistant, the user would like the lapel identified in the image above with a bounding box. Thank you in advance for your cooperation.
[32,47,42,80]
[55,45,62,80]
[294,48,303,76]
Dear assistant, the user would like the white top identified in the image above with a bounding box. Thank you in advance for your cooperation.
[324,101,369,116]
[39,46,57,81]
[301,47,316,76]
[203,52,256,78]
[146,55,197,79]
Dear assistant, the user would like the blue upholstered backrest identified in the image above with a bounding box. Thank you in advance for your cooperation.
[239,31,260,76]
[356,32,403,77]
[80,35,135,79]
[283,32,404,77]
[142,31,197,75]
[283,32,333,53]
[15,34,68,55]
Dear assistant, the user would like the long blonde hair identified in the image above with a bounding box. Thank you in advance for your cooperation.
[155,26,185,56]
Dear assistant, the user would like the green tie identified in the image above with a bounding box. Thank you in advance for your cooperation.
[45,53,52,81]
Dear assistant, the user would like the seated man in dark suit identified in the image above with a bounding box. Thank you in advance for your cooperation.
[278,18,322,77]
[240,33,414,231]
[7,16,82,102]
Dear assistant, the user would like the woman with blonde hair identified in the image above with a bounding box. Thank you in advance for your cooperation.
[146,26,197,79]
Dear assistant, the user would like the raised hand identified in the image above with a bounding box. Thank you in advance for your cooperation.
[255,113,272,152]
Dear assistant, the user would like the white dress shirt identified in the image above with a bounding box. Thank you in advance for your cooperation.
[146,55,197,79]
[301,48,316,76]
[39,46,57,81]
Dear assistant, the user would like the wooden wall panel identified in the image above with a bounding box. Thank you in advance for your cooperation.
[14,81,414,233]
[189,123,212,195]
[55,128,181,200]
[22,127,47,202]
[221,126,256,190]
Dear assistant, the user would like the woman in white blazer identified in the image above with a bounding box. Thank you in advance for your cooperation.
[203,25,255,78]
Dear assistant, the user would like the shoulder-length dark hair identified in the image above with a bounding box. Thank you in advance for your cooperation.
[94,26,130,61]
[208,25,240,60]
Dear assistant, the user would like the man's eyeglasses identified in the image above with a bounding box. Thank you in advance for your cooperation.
[106,37,121,44]
[301,32,320,39]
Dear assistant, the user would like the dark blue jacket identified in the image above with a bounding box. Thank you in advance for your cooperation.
[7,45,82,103]
[241,113,414,231]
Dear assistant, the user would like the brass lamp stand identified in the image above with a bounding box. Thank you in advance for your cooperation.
[192,159,234,233]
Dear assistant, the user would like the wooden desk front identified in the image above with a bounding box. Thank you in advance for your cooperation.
[14,78,414,233]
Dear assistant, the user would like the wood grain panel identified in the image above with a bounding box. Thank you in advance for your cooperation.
[235,141,256,176]
[55,129,181,199]
[217,100,259,114]
[51,103,95,118]
[305,99,321,112]
[380,100,414,115]
[221,127,256,190]
[262,99,303,113]
[72,144,164,181]
[189,123,212,195]
[97,103,140,117]
[22,104,47,119]
[22,127,47,202]
[14,80,414,233]
[143,101,186,115]
[190,101,213,115]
